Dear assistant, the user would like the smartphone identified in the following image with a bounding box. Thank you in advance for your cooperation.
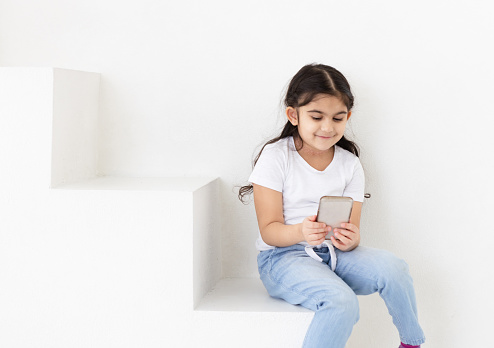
[316,196,353,240]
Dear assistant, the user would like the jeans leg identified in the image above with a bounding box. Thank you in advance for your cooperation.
[334,246,426,346]
[258,245,359,348]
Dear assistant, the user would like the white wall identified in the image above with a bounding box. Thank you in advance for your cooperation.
[1,0,493,346]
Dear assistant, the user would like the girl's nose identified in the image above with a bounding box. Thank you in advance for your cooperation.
[321,119,333,132]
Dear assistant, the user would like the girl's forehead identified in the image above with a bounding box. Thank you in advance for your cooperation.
[303,94,347,110]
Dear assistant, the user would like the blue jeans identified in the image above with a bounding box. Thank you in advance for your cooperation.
[257,245,425,348]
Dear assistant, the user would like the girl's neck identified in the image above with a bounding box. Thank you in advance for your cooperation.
[294,137,335,171]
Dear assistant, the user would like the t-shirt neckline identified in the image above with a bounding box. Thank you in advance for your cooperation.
[289,136,339,173]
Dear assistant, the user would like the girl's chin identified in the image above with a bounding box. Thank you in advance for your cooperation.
[303,142,335,154]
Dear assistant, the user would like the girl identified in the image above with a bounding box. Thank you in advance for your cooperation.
[238,64,425,348]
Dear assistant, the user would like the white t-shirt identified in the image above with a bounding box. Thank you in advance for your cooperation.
[248,136,365,251]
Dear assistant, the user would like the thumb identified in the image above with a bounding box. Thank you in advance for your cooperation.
[308,215,317,222]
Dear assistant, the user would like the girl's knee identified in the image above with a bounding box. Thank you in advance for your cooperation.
[316,288,360,322]
[374,250,412,283]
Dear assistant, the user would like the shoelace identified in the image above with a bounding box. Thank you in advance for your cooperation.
[305,240,337,271]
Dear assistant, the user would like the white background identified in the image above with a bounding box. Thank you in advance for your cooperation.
[1,0,493,346]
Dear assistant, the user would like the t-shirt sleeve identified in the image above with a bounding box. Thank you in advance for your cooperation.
[343,159,365,202]
[248,144,285,192]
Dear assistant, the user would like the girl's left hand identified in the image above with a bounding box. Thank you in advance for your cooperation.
[330,222,360,251]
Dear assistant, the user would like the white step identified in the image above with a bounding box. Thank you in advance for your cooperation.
[196,277,312,313]
[193,277,398,348]
[0,67,403,348]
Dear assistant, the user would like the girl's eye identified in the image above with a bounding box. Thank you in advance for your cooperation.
[311,117,322,121]
[333,118,344,122]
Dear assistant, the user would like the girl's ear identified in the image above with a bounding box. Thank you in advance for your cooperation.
[286,107,298,126]
[347,111,352,120]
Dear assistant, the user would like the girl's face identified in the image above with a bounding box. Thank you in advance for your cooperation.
[286,94,351,155]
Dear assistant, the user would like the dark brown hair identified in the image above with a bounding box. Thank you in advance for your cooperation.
[238,63,359,203]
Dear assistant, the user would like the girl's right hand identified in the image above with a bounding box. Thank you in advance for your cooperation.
[301,215,330,246]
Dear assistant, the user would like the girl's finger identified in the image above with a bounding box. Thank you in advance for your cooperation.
[312,232,329,240]
[334,231,351,244]
[307,215,317,222]
[308,221,326,229]
[309,237,325,245]
[331,236,345,248]
[306,230,323,237]
[333,227,353,237]
[340,223,358,233]
[309,225,328,233]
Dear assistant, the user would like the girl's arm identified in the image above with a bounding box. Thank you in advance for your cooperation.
[253,184,329,247]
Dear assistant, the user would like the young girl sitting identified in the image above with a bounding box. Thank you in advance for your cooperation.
[238,64,425,348]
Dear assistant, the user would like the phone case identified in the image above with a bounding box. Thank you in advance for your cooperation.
[316,196,353,240]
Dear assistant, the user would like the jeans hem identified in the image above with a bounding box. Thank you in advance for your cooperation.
[400,336,426,346]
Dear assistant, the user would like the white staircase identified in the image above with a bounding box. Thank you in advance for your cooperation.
[0,68,399,348]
